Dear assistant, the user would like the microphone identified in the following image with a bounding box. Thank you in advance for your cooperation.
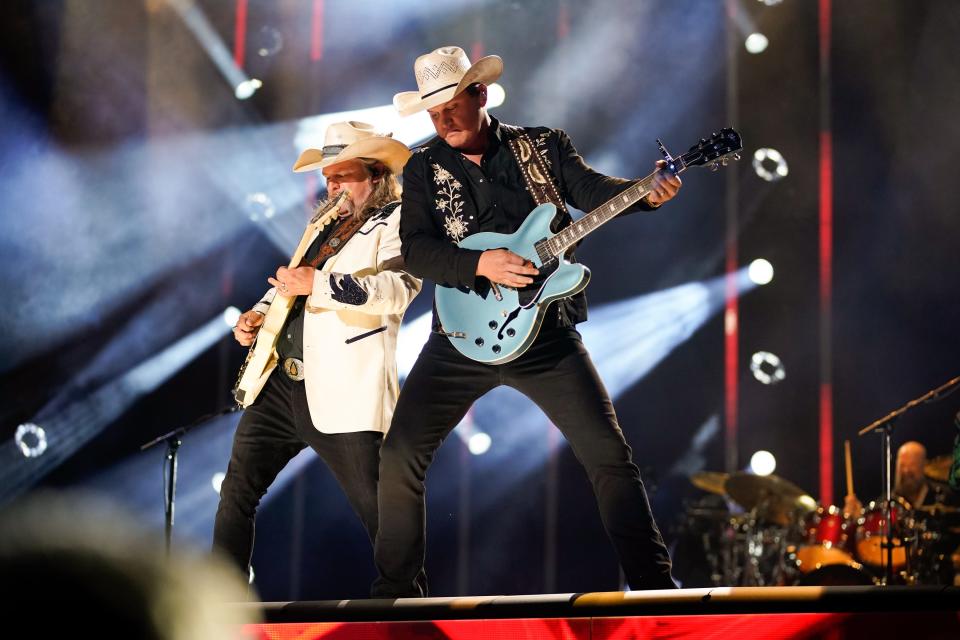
[950,410,960,490]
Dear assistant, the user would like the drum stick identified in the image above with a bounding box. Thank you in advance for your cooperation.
[844,439,854,497]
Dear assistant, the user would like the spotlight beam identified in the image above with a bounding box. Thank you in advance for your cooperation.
[166,0,259,99]
[0,308,239,505]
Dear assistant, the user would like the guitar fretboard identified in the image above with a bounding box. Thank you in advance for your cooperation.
[545,166,688,257]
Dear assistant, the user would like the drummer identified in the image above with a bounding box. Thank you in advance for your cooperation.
[843,441,946,515]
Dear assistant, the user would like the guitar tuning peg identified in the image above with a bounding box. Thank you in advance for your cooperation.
[733,153,741,161]
[710,162,719,172]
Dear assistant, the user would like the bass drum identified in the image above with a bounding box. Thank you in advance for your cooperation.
[856,499,911,570]
[796,563,877,586]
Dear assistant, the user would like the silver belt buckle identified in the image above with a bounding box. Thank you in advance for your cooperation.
[282,357,305,381]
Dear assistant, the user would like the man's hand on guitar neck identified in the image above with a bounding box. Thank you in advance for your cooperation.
[642,159,684,207]
[477,249,539,289]
[233,309,265,346]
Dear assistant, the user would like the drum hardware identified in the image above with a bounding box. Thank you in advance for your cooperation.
[685,470,813,586]
[682,455,959,587]
[857,374,960,585]
[724,472,817,527]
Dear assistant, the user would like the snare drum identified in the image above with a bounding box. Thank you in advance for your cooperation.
[794,504,857,572]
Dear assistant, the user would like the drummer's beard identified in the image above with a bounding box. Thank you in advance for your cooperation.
[895,472,925,501]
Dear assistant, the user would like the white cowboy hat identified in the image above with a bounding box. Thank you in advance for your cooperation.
[393,46,503,117]
[292,121,411,175]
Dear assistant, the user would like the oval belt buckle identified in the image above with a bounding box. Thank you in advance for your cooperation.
[282,357,305,381]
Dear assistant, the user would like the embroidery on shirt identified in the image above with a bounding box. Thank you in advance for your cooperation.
[534,131,553,169]
[432,163,468,242]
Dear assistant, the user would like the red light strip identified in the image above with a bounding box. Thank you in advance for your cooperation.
[819,0,834,505]
[233,0,247,68]
[311,0,324,62]
[557,2,570,39]
[725,254,739,472]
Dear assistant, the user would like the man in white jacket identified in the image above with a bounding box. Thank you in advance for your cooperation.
[213,122,421,587]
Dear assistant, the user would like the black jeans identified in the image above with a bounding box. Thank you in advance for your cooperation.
[213,372,382,576]
[372,327,675,597]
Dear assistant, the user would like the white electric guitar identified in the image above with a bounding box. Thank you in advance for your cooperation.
[233,190,350,407]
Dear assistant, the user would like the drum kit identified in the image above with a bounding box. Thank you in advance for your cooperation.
[678,456,960,587]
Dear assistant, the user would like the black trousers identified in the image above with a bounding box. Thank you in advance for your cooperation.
[212,372,382,576]
[372,327,675,597]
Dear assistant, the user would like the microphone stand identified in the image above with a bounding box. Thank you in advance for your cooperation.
[857,374,960,585]
[140,404,240,556]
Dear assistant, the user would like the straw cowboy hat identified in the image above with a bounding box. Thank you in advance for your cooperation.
[393,46,502,117]
[292,121,411,175]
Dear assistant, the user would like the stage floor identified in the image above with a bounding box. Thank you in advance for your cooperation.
[237,586,960,639]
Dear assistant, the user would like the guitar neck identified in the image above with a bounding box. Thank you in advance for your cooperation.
[285,190,351,270]
[288,223,320,269]
[546,163,688,256]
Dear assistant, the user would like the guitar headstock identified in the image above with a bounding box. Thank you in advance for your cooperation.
[309,189,351,230]
[679,128,743,172]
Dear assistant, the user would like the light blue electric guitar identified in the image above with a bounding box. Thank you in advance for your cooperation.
[434,128,743,364]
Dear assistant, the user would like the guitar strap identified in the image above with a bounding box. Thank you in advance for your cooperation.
[302,201,399,269]
[504,127,569,216]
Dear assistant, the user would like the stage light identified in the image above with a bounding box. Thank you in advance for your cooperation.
[752,148,789,182]
[468,432,492,456]
[294,83,509,155]
[222,306,241,328]
[397,311,433,379]
[234,78,263,100]
[168,0,263,101]
[750,450,777,476]
[15,423,47,458]
[254,26,283,58]
[211,472,225,494]
[748,258,774,285]
[750,351,786,385]
[487,83,506,109]
[745,33,769,54]
[244,192,276,222]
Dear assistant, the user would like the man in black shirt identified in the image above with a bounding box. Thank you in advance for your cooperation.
[372,47,682,597]
[213,122,420,591]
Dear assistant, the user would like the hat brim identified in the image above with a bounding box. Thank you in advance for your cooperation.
[292,136,412,175]
[393,55,503,117]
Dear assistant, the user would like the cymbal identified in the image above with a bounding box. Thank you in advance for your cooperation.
[724,472,817,525]
[690,471,729,496]
[915,503,960,515]
[925,455,953,483]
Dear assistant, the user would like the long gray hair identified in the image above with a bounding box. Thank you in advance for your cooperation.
[352,159,401,220]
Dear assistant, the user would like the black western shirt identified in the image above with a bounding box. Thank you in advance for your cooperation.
[398,117,657,330]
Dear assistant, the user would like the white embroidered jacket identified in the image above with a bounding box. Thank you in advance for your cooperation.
[253,204,421,434]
